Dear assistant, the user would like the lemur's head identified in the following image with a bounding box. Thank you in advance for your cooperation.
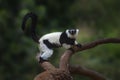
[66,29,79,39]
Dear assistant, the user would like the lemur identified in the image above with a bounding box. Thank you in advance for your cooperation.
[22,12,82,63]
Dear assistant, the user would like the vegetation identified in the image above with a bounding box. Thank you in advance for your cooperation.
[0,0,120,80]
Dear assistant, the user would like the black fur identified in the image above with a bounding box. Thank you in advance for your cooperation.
[60,32,75,45]
[22,12,39,43]
[43,40,62,49]
[76,43,82,48]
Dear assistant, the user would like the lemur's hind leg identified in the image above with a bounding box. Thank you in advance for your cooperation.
[37,42,53,63]
[40,49,53,60]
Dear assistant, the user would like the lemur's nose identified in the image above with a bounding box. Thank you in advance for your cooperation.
[71,30,76,35]
[71,31,74,34]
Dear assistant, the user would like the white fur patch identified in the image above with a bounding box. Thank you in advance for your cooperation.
[39,32,62,44]
[62,43,71,49]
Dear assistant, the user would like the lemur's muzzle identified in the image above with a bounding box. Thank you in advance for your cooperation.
[69,29,76,35]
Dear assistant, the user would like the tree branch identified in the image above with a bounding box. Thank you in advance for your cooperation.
[59,38,120,72]
[58,38,120,80]
[59,50,73,72]
[69,65,107,80]
[73,38,120,52]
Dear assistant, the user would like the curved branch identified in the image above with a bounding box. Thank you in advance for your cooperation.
[73,38,120,52]
[59,50,73,72]
[59,38,120,74]
[59,38,120,71]
[69,65,107,80]
[58,38,120,80]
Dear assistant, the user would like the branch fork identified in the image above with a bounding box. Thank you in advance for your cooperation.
[34,38,120,80]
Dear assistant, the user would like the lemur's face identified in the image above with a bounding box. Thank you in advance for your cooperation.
[66,29,79,38]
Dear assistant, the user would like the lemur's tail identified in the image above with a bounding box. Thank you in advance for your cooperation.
[22,12,39,43]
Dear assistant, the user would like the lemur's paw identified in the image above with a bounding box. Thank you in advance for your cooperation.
[36,53,48,63]
[39,57,48,63]
[76,43,82,48]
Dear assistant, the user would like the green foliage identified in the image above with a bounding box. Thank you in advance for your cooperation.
[0,0,120,80]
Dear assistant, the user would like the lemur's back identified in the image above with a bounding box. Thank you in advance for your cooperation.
[39,32,62,44]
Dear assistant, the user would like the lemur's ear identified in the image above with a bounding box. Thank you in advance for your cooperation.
[75,29,79,36]
[76,29,79,33]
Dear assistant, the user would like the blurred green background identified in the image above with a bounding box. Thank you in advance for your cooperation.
[0,0,120,80]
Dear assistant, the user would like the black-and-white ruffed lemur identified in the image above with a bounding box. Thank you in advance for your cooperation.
[22,12,82,63]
